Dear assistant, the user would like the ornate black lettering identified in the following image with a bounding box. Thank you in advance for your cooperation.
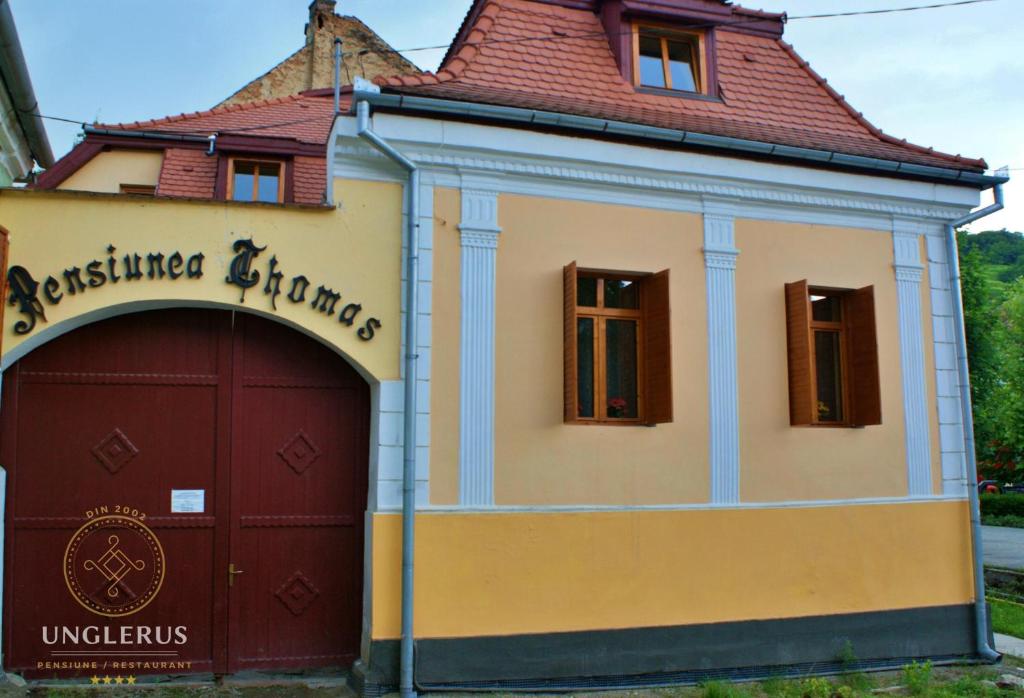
[63,267,86,295]
[86,260,107,288]
[146,253,166,279]
[311,286,342,316]
[287,275,309,304]
[186,253,205,279]
[106,245,120,283]
[338,302,362,326]
[43,276,63,304]
[123,254,143,281]
[225,239,266,302]
[6,266,46,335]
[167,252,184,280]
[357,317,381,341]
[263,255,284,310]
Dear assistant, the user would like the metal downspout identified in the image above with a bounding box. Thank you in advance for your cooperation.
[356,99,420,698]
[947,181,1005,662]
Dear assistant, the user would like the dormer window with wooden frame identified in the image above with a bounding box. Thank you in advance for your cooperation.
[784,281,881,427]
[634,26,706,95]
[228,158,285,203]
[564,263,672,426]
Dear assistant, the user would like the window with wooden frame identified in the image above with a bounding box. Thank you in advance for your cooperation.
[228,158,285,203]
[634,26,705,94]
[784,281,881,427]
[564,263,672,425]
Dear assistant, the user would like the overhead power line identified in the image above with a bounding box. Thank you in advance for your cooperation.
[790,0,998,20]
[389,0,1002,54]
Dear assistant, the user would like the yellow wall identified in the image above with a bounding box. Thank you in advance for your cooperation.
[735,220,908,501]
[489,194,708,505]
[430,188,461,504]
[57,150,163,194]
[0,181,402,380]
[371,500,973,639]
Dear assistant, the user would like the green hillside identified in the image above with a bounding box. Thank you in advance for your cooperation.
[961,229,1024,299]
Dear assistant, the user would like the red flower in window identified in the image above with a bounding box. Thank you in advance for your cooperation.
[608,397,628,417]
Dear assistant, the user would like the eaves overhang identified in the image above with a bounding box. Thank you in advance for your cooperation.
[351,90,1008,191]
[0,0,53,169]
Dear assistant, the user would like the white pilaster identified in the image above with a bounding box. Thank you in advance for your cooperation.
[925,230,968,496]
[458,185,501,506]
[893,220,932,496]
[703,200,740,504]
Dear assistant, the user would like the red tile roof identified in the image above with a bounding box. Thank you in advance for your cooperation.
[158,148,218,199]
[377,0,986,172]
[100,93,337,145]
[41,94,335,204]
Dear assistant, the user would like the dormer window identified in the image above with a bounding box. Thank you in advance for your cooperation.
[228,158,284,203]
[634,27,704,94]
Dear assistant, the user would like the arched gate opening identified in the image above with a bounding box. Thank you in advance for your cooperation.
[0,308,369,677]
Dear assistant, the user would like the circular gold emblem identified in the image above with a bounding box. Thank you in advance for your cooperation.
[63,515,165,617]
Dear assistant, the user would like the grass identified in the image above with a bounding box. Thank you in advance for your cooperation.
[992,596,1024,638]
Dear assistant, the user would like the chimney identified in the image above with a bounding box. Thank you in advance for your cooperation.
[306,0,337,42]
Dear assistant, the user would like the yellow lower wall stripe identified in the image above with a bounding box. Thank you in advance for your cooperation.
[371,500,974,639]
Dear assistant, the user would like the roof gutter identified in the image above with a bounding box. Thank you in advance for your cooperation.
[0,0,53,168]
[82,125,213,144]
[946,180,1006,664]
[352,90,1007,189]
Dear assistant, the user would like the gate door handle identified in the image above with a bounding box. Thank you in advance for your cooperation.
[228,563,244,587]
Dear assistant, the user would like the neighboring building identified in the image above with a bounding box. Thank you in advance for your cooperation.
[0,1,53,185]
[218,0,418,108]
[0,0,1008,692]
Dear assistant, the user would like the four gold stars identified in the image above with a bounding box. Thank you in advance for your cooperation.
[89,675,136,685]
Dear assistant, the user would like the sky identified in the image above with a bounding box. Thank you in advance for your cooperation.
[8,0,1021,232]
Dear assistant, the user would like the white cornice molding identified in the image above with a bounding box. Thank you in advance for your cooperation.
[332,142,973,230]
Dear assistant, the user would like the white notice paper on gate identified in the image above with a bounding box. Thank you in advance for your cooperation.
[171,489,205,513]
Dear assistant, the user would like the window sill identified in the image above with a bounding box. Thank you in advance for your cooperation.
[635,86,723,103]
[567,420,656,427]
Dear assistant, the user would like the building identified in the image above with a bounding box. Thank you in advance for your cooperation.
[0,0,1007,692]
[0,1,53,185]
[218,0,418,108]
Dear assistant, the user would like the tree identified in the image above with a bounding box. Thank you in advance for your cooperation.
[958,231,1002,471]
[991,278,1024,480]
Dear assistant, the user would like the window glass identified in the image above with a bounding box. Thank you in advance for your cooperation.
[811,294,842,323]
[605,319,639,419]
[577,318,595,418]
[577,277,598,307]
[232,162,256,202]
[638,35,666,88]
[666,39,697,92]
[257,163,281,203]
[814,330,843,422]
[604,279,639,309]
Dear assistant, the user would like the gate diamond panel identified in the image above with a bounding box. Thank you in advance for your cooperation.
[274,571,321,616]
[276,430,321,475]
[91,428,139,474]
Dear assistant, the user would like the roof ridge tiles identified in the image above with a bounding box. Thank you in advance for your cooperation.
[97,93,319,131]
[775,40,986,170]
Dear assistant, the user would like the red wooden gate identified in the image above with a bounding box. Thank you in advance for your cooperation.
[0,309,368,677]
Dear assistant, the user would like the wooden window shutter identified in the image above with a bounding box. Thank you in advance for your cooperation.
[846,285,882,426]
[643,269,673,424]
[563,262,579,423]
[784,280,814,426]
